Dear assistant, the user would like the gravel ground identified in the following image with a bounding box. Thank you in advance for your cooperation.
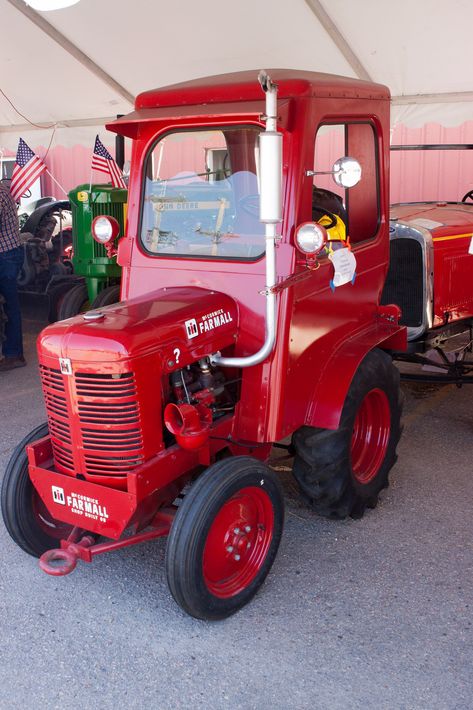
[0,295,471,710]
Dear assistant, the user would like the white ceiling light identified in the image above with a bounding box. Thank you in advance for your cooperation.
[26,0,80,10]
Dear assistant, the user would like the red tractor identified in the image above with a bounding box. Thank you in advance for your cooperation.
[1,68,446,620]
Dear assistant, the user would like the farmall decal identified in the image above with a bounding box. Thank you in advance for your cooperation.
[185,308,233,340]
[51,486,108,522]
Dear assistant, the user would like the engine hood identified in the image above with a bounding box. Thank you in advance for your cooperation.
[390,202,473,236]
[38,287,239,365]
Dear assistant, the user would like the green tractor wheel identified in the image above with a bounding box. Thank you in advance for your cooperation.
[57,283,90,320]
[90,284,121,309]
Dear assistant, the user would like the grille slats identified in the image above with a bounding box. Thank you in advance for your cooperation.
[40,366,145,477]
[40,365,74,473]
[76,371,144,475]
[381,238,424,328]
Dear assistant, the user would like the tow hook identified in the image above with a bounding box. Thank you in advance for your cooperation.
[39,535,95,576]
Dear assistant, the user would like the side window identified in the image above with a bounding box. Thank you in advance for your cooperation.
[313,122,380,243]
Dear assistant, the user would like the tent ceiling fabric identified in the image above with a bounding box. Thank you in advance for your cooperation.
[1,0,472,149]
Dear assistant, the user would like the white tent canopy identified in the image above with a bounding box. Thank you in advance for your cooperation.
[1,0,473,150]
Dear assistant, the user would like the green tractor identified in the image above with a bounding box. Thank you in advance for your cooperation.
[55,184,127,320]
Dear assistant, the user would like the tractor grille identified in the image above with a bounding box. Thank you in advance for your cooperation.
[40,365,75,474]
[40,366,144,477]
[76,372,144,475]
[91,202,125,258]
[381,238,424,328]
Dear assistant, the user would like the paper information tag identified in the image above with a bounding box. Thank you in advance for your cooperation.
[329,247,357,290]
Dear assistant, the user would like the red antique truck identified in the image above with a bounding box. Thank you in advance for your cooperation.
[383,197,473,382]
[4,68,469,620]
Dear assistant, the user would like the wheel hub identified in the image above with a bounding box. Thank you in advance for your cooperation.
[202,486,274,598]
[351,388,391,485]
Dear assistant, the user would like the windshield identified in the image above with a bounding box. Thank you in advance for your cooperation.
[140,126,265,260]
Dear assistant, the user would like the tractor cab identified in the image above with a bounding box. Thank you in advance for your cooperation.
[2,70,407,620]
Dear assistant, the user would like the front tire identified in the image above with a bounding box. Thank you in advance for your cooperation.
[165,457,284,620]
[1,423,73,557]
[292,348,402,519]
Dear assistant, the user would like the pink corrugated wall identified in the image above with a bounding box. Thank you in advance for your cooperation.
[5,123,473,203]
[390,122,473,203]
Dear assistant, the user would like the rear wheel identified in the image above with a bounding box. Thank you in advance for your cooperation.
[90,284,120,309]
[57,283,89,320]
[165,457,284,620]
[292,348,402,519]
[1,423,74,557]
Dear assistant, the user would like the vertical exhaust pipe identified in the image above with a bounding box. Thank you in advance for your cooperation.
[211,71,282,368]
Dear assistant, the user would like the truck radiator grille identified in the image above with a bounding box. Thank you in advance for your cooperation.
[381,238,424,328]
[40,367,144,477]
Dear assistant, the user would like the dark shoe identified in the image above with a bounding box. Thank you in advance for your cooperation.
[0,356,26,372]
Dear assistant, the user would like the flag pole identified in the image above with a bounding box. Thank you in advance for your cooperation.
[46,169,68,198]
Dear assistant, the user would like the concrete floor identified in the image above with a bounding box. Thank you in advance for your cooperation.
[0,296,471,710]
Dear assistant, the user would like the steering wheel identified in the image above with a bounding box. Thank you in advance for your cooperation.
[312,206,338,230]
[461,190,473,203]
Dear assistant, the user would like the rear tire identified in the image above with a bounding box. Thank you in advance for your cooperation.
[292,349,402,519]
[1,423,73,557]
[90,284,120,309]
[57,283,89,320]
[165,457,284,620]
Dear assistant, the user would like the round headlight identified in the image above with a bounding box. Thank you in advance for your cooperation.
[91,215,120,245]
[295,222,327,255]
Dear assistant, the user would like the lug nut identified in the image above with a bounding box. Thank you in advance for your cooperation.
[234,554,241,561]
[247,542,251,549]
[245,525,251,533]
[226,546,234,553]
[233,527,240,534]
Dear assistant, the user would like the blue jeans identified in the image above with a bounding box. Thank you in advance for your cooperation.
[0,246,24,357]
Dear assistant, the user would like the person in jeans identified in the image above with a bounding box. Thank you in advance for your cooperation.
[0,182,25,372]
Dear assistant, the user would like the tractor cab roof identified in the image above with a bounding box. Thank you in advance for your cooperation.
[107,69,389,138]
[135,69,390,109]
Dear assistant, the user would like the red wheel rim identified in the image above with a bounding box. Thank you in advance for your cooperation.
[32,489,73,540]
[202,486,274,599]
[351,388,391,485]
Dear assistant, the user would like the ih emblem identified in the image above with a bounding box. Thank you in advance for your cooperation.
[52,485,66,505]
[59,358,72,375]
[185,319,199,339]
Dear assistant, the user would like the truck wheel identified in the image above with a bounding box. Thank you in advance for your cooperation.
[1,423,73,557]
[165,456,284,620]
[57,283,89,320]
[90,284,120,309]
[292,348,402,519]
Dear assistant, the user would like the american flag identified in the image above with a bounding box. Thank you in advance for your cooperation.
[91,135,126,188]
[10,138,47,202]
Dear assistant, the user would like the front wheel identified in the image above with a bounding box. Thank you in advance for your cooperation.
[165,457,284,620]
[1,423,74,557]
[292,348,402,519]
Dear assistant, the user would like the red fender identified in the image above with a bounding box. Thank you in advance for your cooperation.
[306,321,406,431]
